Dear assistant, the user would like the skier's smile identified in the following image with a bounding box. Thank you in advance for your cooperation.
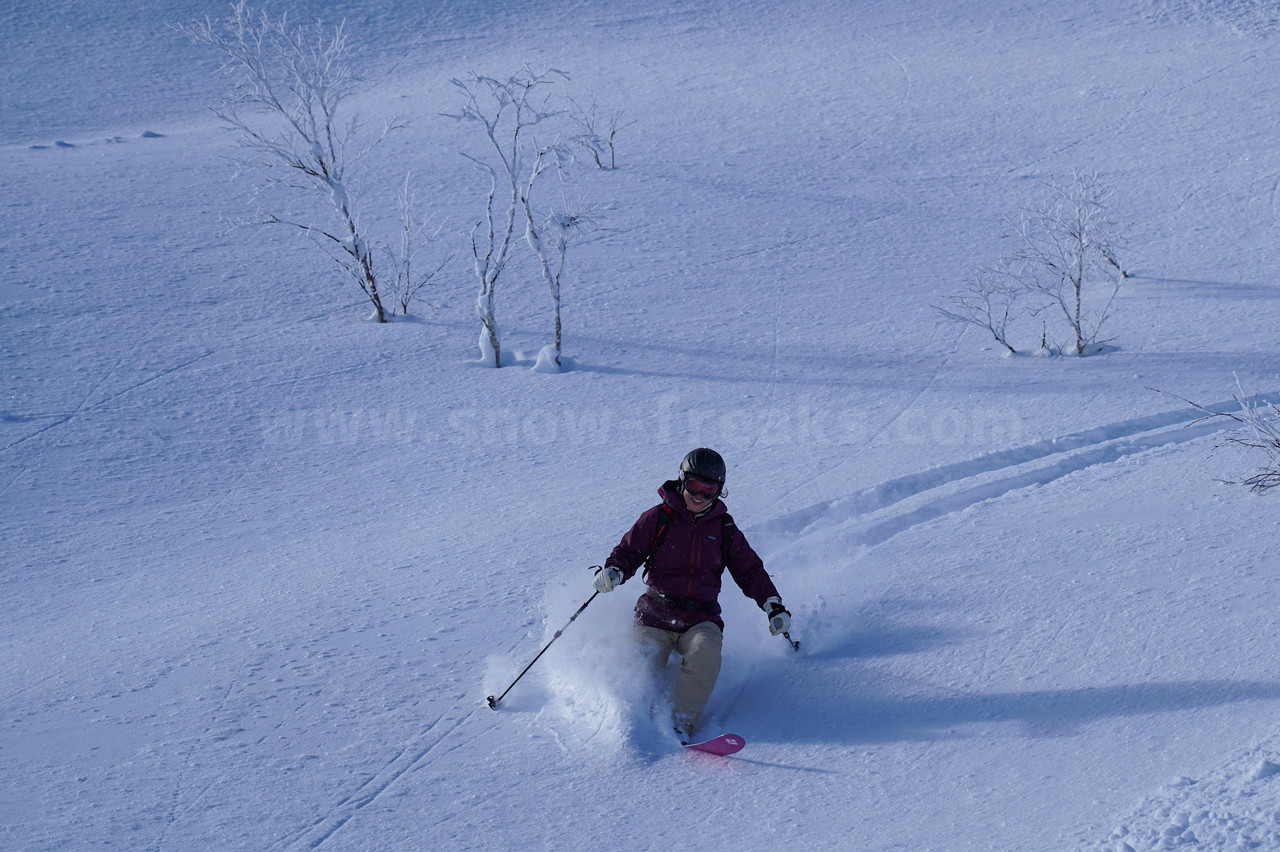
[682,475,719,512]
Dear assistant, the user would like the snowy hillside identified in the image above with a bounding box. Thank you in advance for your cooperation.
[5,0,1280,849]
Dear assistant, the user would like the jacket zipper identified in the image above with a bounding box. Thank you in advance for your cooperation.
[685,516,701,597]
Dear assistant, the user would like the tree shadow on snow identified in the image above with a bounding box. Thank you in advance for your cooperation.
[761,673,1280,745]
[796,595,979,664]
[803,622,968,663]
[1128,274,1280,301]
[733,599,1280,746]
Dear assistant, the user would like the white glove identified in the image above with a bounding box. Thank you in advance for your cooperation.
[763,596,791,635]
[592,566,622,593]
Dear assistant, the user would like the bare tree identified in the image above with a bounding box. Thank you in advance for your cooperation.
[1006,171,1128,356]
[445,67,573,367]
[1161,380,1280,491]
[383,175,453,316]
[934,263,1023,355]
[567,91,633,170]
[521,148,602,371]
[522,146,569,371]
[940,172,1132,357]
[1222,393,1280,491]
[181,1,422,323]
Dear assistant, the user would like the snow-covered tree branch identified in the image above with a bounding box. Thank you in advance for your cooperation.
[383,175,454,316]
[934,262,1024,355]
[445,67,582,367]
[567,91,634,170]
[181,1,442,322]
[521,149,604,371]
[939,171,1132,357]
[1006,171,1129,356]
[1161,380,1280,492]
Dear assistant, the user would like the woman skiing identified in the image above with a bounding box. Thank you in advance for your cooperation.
[592,448,792,740]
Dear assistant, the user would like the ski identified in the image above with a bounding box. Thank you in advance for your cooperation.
[683,733,745,756]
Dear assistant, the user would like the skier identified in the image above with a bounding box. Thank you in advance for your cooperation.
[592,448,792,740]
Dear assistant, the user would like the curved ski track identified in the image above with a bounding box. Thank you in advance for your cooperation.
[763,392,1280,552]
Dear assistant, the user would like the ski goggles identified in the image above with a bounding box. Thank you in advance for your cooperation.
[683,475,721,500]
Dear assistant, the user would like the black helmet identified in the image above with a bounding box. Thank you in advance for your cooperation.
[679,447,726,485]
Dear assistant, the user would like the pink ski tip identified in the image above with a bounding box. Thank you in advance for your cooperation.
[683,733,746,756]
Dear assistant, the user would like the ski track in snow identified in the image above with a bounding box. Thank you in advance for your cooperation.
[759,392,1280,549]
[273,707,485,850]
[265,605,555,847]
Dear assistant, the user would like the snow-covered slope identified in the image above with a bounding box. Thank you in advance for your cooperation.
[5,1,1280,849]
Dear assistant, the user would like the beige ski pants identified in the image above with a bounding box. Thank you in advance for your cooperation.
[636,621,723,733]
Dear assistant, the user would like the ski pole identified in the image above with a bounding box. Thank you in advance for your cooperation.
[486,591,599,710]
[782,631,800,652]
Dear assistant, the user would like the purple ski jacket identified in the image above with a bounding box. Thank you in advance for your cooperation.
[605,480,780,632]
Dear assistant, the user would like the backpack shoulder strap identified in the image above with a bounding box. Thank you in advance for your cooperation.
[720,512,735,569]
[642,503,675,580]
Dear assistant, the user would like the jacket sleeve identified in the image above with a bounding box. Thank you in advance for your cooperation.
[604,506,662,583]
[725,525,779,608]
